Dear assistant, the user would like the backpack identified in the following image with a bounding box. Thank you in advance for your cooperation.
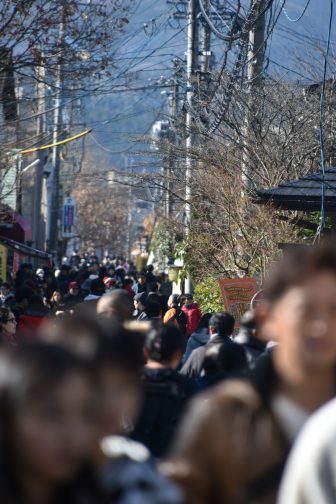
[131,370,191,457]
[173,307,188,335]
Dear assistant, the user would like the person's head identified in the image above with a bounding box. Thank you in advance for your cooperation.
[94,323,144,436]
[259,240,336,371]
[148,282,159,294]
[184,294,194,307]
[138,275,146,286]
[198,313,212,330]
[203,342,247,377]
[36,268,44,280]
[15,287,33,310]
[147,265,154,274]
[0,307,17,336]
[0,283,11,298]
[69,281,79,297]
[168,294,180,308]
[179,294,187,307]
[0,343,98,498]
[209,312,235,338]
[60,265,69,276]
[90,279,105,297]
[51,290,64,306]
[97,290,134,322]
[145,323,184,369]
[145,300,162,319]
[103,277,116,292]
[239,310,257,337]
[134,292,147,312]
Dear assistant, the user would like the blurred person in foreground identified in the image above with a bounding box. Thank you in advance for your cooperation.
[131,323,197,457]
[41,315,182,503]
[278,396,336,504]
[97,290,134,323]
[0,342,103,504]
[161,240,336,504]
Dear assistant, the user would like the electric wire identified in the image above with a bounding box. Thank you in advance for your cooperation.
[315,0,334,238]
[283,0,312,23]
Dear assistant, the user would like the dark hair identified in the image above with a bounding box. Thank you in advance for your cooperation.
[15,287,33,304]
[28,295,45,307]
[95,324,145,374]
[198,313,213,330]
[185,294,193,301]
[40,315,144,374]
[145,300,162,318]
[90,278,105,296]
[209,312,235,337]
[179,295,187,306]
[263,240,336,304]
[0,307,12,325]
[98,290,134,321]
[203,342,247,376]
[240,310,257,330]
[148,282,159,293]
[145,324,184,363]
[170,294,180,307]
[0,343,101,503]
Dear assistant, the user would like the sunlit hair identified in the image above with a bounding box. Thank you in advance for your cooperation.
[263,240,336,304]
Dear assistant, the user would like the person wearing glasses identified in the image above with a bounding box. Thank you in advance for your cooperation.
[0,306,18,346]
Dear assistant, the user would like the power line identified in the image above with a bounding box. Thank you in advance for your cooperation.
[316,0,334,237]
[283,0,312,23]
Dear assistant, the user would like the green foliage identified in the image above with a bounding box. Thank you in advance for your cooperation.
[150,219,175,271]
[193,276,224,314]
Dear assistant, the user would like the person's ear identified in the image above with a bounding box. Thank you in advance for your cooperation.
[171,350,182,369]
[255,302,275,342]
[143,348,149,362]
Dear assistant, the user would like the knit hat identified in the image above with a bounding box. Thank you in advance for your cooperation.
[103,276,116,288]
[69,281,79,289]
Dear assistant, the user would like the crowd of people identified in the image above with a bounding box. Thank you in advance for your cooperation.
[0,242,336,503]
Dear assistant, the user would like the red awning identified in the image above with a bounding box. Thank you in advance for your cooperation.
[0,211,32,243]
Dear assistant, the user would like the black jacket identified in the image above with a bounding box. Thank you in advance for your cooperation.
[131,367,197,457]
[180,334,233,380]
[234,329,266,368]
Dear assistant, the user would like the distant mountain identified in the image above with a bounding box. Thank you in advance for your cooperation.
[85,0,335,171]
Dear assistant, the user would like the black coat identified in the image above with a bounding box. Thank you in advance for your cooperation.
[180,334,232,380]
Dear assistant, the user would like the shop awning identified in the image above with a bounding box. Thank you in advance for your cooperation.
[0,236,51,260]
[255,169,336,212]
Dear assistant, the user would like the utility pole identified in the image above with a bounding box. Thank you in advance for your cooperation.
[47,19,64,261]
[199,0,212,76]
[166,70,180,220]
[242,0,268,191]
[185,0,199,294]
[33,56,46,250]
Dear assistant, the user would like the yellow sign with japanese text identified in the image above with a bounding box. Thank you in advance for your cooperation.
[0,245,7,283]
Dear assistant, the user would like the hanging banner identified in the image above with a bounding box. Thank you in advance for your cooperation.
[63,197,76,238]
[0,245,8,283]
[13,252,20,273]
[219,278,257,328]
